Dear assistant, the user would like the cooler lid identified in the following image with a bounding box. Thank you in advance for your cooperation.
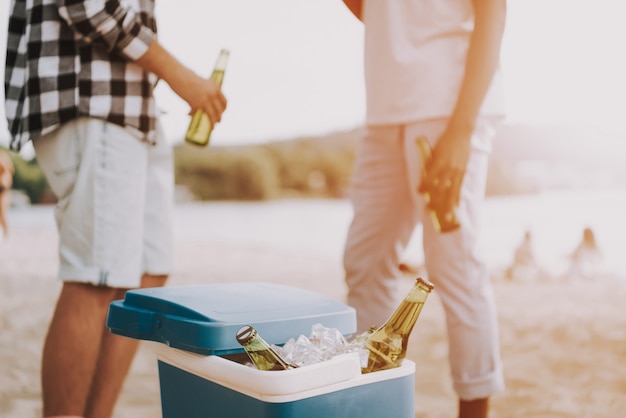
[106,282,356,355]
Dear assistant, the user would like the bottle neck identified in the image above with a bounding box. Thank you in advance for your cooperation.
[384,282,431,334]
[214,50,230,72]
[245,337,272,352]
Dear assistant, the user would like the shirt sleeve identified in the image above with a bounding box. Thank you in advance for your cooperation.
[57,0,156,61]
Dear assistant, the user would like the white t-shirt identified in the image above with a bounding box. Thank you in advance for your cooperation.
[363,0,506,126]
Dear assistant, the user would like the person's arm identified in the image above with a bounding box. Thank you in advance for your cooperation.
[0,150,14,189]
[420,0,506,207]
[135,40,227,126]
[57,1,226,124]
[343,0,363,21]
[57,0,156,61]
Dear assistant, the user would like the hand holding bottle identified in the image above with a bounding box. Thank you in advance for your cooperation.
[183,73,227,131]
[135,41,228,136]
[185,49,230,146]
[416,136,461,233]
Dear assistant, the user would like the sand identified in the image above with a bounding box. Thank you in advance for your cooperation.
[1,196,625,418]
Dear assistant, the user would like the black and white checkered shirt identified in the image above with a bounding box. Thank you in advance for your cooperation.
[5,0,159,151]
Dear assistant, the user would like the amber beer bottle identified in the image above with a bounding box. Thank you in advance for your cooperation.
[415,136,461,233]
[362,277,434,373]
[235,325,296,371]
[185,49,230,146]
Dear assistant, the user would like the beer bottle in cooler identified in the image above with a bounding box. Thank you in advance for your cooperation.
[185,48,230,146]
[416,136,461,233]
[235,325,297,371]
[362,277,434,373]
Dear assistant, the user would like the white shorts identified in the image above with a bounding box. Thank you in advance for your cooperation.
[33,117,174,288]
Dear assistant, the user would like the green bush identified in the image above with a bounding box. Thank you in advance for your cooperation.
[174,134,357,201]
[261,140,319,192]
[175,144,280,200]
[259,137,355,198]
[315,147,355,197]
[2,147,51,204]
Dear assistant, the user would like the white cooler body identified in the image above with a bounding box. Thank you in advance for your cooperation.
[153,343,416,418]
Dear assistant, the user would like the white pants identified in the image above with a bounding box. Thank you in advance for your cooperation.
[343,117,504,400]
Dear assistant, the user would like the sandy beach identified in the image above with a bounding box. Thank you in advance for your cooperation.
[1,191,625,418]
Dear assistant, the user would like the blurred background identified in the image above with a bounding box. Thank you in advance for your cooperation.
[2,0,625,146]
[1,0,625,262]
[2,2,626,417]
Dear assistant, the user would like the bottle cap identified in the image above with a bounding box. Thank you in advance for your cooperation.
[236,325,257,345]
[416,277,435,292]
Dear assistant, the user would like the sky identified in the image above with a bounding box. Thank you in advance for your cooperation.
[1,0,625,154]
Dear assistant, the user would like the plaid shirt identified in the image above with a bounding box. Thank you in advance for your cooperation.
[5,0,159,151]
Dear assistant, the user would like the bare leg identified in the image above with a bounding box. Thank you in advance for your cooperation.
[0,150,13,237]
[0,192,10,236]
[84,274,168,418]
[42,275,167,418]
[459,397,489,418]
[41,282,117,417]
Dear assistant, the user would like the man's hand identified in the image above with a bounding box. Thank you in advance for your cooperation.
[172,70,227,126]
[136,40,227,126]
[418,128,471,212]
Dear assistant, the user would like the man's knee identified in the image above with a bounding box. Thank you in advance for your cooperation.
[140,273,168,288]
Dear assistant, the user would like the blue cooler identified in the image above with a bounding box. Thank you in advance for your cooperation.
[106,282,415,418]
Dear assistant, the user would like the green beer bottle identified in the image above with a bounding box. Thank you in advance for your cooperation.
[185,49,230,146]
[416,136,461,233]
[362,277,434,373]
[235,325,297,371]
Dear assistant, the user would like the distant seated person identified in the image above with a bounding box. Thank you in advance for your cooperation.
[567,227,603,280]
[506,229,540,281]
[0,149,15,239]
